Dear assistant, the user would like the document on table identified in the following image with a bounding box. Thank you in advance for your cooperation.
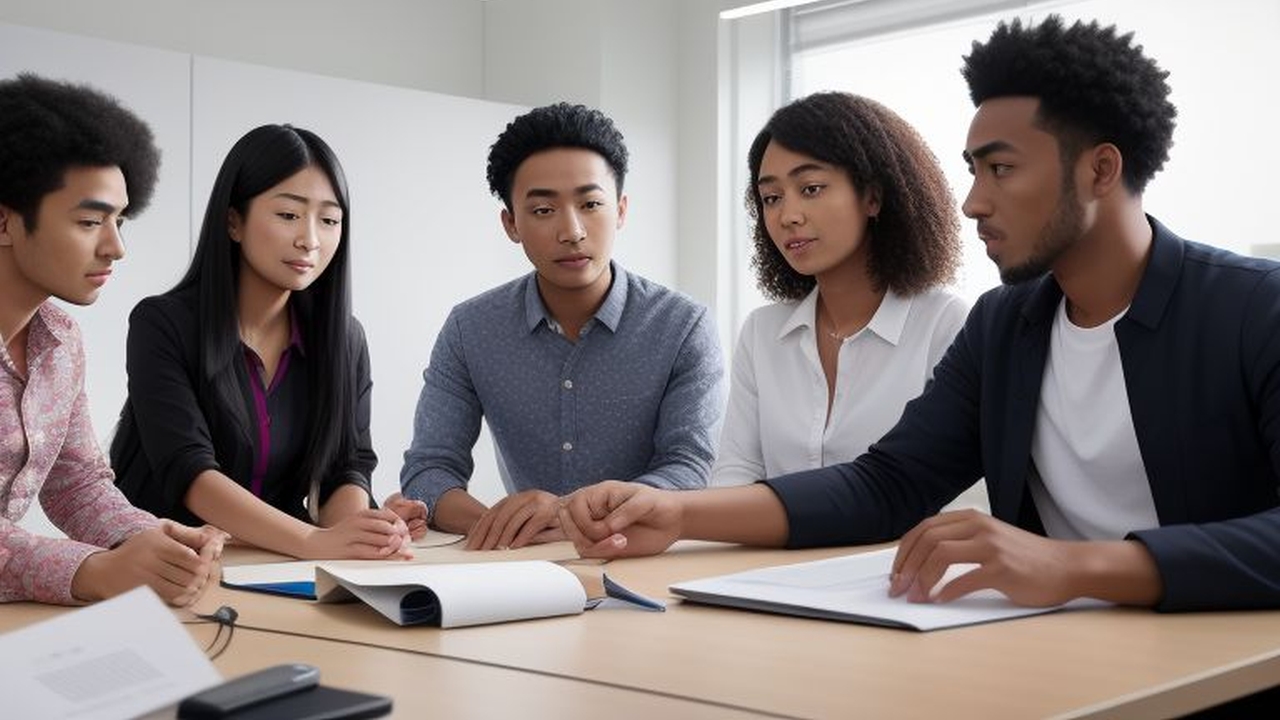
[670,547,1107,631]
[0,586,221,718]
[219,537,579,599]
[315,560,588,627]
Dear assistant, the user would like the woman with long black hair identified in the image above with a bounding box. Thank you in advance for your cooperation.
[112,124,423,559]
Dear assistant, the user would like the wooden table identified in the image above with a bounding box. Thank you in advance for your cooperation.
[0,595,772,719]
[206,541,1280,719]
[5,540,1279,719]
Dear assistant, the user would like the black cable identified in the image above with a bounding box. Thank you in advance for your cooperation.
[183,605,239,660]
[207,621,234,660]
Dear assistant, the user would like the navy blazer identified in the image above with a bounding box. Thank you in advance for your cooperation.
[767,218,1280,611]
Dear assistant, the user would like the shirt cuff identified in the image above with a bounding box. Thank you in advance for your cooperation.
[402,471,466,525]
[42,540,107,606]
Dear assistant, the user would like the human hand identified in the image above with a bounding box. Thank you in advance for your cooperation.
[307,508,414,560]
[466,489,564,550]
[558,480,682,559]
[72,520,221,607]
[163,522,229,606]
[382,492,428,540]
[889,509,1082,607]
[164,521,229,559]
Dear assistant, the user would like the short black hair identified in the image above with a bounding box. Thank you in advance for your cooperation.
[0,73,160,229]
[486,102,628,210]
[962,15,1176,194]
[747,92,961,300]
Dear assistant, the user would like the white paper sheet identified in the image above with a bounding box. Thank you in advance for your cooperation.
[0,586,221,719]
[219,536,578,595]
[671,547,1107,631]
[315,560,587,627]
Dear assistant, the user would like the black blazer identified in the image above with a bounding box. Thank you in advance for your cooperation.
[111,286,376,526]
[767,218,1280,611]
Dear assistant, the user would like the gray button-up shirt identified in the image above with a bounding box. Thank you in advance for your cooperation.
[400,263,724,513]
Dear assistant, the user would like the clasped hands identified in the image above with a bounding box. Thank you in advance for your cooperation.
[73,520,229,607]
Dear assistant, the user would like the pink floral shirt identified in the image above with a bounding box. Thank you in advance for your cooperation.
[1,302,155,604]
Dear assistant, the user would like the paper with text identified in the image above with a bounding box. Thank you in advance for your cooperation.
[0,586,221,718]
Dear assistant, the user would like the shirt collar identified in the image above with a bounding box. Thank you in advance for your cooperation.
[522,261,629,334]
[777,285,912,346]
[32,302,75,349]
[3,303,73,373]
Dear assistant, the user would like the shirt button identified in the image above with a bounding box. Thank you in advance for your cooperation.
[562,442,574,452]
[562,379,573,389]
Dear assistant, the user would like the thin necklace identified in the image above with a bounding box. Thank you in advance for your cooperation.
[818,294,868,342]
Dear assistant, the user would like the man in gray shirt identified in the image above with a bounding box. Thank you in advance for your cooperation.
[397,103,723,550]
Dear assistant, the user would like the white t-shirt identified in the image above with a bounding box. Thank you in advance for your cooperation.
[711,287,967,486]
[1028,298,1160,540]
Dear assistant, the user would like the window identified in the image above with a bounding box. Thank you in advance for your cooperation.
[735,0,1280,310]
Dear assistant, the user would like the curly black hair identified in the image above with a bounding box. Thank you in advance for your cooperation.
[486,102,628,211]
[0,73,160,230]
[746,92,961,301]
[962,15,1177,194]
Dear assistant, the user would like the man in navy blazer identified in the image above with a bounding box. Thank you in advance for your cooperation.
[556,15,1280,613]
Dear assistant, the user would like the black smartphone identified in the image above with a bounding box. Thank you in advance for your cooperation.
[224,685,392,720]
[178,664,320,719]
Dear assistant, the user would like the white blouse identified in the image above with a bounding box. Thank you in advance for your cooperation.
[711,287,968,486]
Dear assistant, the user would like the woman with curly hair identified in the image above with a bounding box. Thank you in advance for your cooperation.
[712,92,966,486]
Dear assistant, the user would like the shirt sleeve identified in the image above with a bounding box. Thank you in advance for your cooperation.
[318,319,377,506]
[1130,266,1280,611]
[399,309,483,514]
[711,313,765,487]
[121,299,222,513]
[632,307,725,490]
[1,374,155,605]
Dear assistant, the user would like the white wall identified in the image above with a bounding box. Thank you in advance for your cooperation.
[0,0,485,98]
[2,1,759,536]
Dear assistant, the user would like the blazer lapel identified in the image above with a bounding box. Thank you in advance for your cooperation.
[1117,218,1188,524]
[992,278,1057,525]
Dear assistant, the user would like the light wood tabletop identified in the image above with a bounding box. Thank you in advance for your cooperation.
[180,540,1280,720]
[0,592,777,720]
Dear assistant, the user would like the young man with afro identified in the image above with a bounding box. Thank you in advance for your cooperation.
[0,74,225,606]
[557,15,1280,615]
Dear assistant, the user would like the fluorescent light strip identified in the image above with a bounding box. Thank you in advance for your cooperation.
[720,0,826,20]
